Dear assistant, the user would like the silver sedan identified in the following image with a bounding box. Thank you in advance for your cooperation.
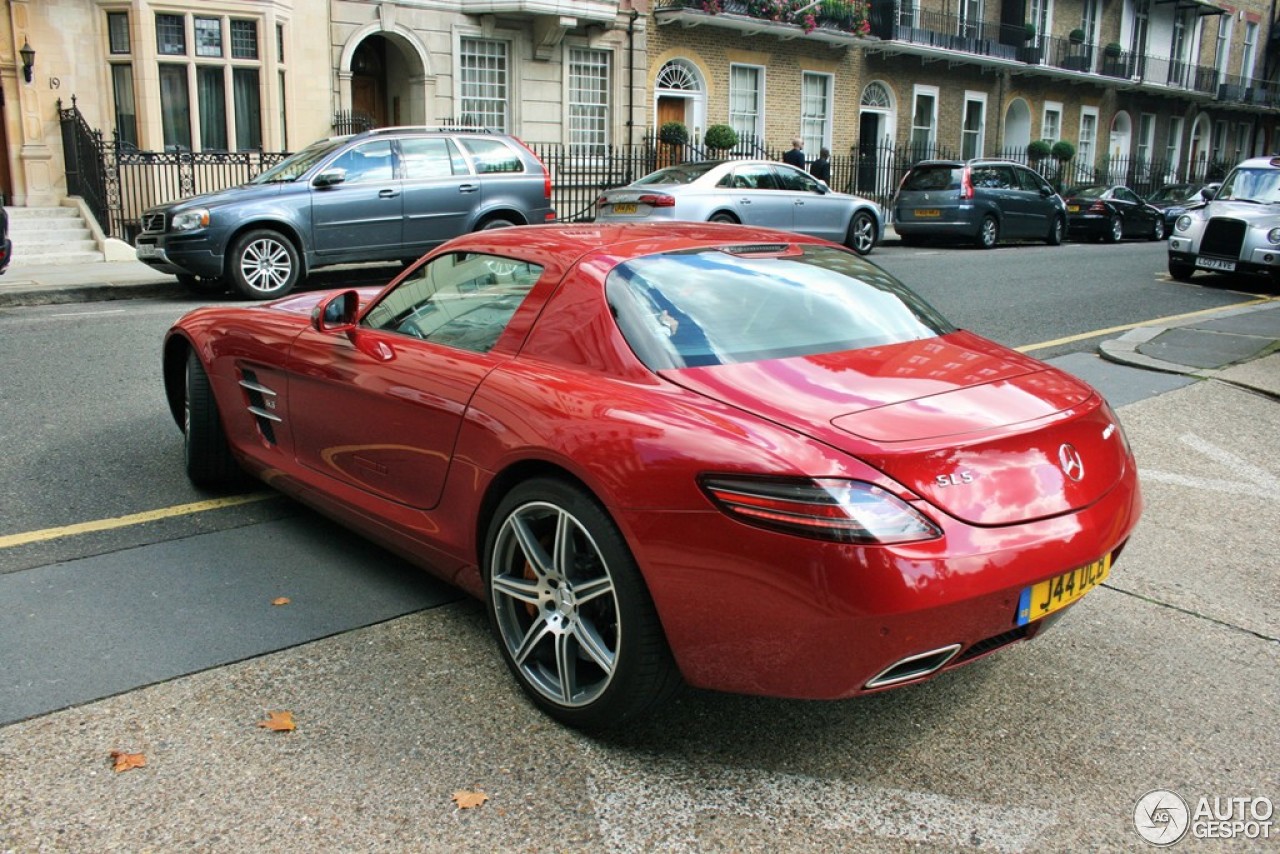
[595,160,883,255]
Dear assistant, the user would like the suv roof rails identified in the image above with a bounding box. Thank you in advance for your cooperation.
[355,125,494,137]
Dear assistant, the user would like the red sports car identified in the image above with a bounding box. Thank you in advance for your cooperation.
[164,222,1141,729]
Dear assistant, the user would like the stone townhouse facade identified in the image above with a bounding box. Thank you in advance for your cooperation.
[649,0,1280,192]
[1,0,647,214]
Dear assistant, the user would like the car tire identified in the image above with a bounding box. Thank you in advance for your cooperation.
[976,215,999,249]
[228,229,300,300]
[1168,258,1196,282]
[1046,215,1065,246]
[1105,215,1123,243]
[709,212,739,224]
[1150,218,1166,241]
[483,477,680,729]
[478,217,518,231]
[846,210,878,255]
[183,350,243,489]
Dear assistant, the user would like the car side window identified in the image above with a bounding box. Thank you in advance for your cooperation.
[971,166,1012,190]
[773,166,822,193]
[1016,167,1046,193]
[458,138,525,174]
[1116,188,1140,204]
[730,165,780,190]
[324,141,396,185]
[400,138,466,179]
[363,252,544,353]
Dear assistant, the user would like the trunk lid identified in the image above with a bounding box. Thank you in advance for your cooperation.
[662,332,1128,526]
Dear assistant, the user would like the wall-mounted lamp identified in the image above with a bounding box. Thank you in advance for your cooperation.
[19,39,35,84]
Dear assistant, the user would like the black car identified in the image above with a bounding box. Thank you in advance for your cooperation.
[135,127,556,300]
[1062,184,1166,242]
[1147,182,1219,231]
[0,207,10,274]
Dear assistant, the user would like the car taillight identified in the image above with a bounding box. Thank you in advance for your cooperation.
[699,476,942,544]
[637,193,676,207]
[960,167,975,201]
[512,134,553,202]
[1088,201,1107,213]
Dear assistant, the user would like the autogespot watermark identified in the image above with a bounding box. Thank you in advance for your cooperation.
[1134,789,1274,846]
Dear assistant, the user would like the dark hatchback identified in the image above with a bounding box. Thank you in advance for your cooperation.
[893,159,1067,248]
[135,127,556,300]
[1062,185,1167,242]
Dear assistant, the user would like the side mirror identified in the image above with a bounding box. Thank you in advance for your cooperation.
[1201,185,1219,201]
[313,169,347,188]
[1040,186,1052,197]
[816,180,830,194]
[312,290,359,333]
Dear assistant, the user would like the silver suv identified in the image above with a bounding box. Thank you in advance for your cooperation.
[1168,156,1280,285]
[135,127,556,299]
[894,159,1067,248]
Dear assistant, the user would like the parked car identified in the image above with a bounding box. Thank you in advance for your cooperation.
[893,159,1066,248]
[594,160,883,254]
[0,207,10,274]
[1169,155,1280,284]
[1147,182,1219,231]
[135,127,556,300]
[164,221,1141,729]
[1062,184,1167,241]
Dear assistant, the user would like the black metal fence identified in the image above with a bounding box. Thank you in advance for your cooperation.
[57,97,1238,240]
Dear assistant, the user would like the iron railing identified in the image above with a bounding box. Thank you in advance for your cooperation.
[57,99,1239,239]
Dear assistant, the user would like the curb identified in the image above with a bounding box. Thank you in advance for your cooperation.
[0,280,178,308]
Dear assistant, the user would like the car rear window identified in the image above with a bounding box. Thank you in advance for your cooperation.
[459,138,525,174]
[634,163,717,185]
[901,166,961,191]
[606,245,953,370]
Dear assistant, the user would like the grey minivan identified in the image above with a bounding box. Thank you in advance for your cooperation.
[135,127,556,299]
[893,159,1066,248]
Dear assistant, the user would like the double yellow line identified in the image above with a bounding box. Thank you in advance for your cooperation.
[4,296,1275,551]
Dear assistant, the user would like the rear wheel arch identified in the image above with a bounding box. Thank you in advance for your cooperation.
[474,210,527,231]
[475,459,596,571]
[708,210,740,224]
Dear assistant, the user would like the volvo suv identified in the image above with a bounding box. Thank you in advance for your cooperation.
[1168,156,1280,285]
[135,127,556,299]
[893,159,1066,248]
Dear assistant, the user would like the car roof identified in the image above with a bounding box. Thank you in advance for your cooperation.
[1233,155,1280,169]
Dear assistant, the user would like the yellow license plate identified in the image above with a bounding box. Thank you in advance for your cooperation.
[1067,204,1081,212]
[1016,555,1111,626]
[914,209,941,218]
[612,203,637,215]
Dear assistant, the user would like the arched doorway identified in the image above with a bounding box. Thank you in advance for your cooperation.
[341,27,432,130]
[351,37,388,127]
[654,59,706,159]
[857,82,896,196]
[1003,99,1032,155]
[1188,114,1211,181]
[1108,111,1132,183]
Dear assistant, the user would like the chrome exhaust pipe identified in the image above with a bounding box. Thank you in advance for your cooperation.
[864,643,962,689]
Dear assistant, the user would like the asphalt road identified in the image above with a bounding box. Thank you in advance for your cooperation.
[0,241,1276,851]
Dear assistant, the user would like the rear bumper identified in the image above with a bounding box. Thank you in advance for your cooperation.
[625,469,1142,700]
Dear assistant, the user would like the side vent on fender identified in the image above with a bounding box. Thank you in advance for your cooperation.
[239,369,280,445]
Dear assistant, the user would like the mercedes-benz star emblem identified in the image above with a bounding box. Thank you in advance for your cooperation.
[1058,443,1084,481]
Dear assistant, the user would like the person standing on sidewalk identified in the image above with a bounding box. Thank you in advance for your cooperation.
[810,147,831,184]
[782,138,806,169]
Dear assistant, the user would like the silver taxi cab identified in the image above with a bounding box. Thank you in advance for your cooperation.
[1168,156,1280,284]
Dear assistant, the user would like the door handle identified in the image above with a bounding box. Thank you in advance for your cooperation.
[378,189,400,199]
[458,184,480,194]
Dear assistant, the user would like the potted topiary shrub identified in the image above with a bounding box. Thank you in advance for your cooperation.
[1104,41,1123,57]
[1051,140,1076,162]
[1102,42,1125,76]
[1026,140,1052,165]
[1069,28,1085,45]
[658,121,689,147]
[1020,24,1041,63]
[703,124,739,154]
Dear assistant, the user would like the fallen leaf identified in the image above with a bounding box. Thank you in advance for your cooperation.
[257,710,296,732]
[271,597,291,606]
[452,789,489,810]
[109,750,146,773]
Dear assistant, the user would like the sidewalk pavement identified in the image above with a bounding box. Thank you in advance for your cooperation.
[3,254,1278,395]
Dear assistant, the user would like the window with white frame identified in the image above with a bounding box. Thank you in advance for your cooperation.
[910,86,938,156]
[1212,120,1228,164]
[729,64,764,149]
[1241,21,1258,86]
[460,37,509,131]
[145,11,264,152]
[107,11,138,148]
[1165,116,1184,178]
[899,0,921,27]
[959,0,983,37]
[1080,0,1100,47]
[962,93,985,159]
[1042,102,1062,143]
[1029,0,1052,48]
[1235,122,1251,163]
[1078,107,1098,182]
[1137,113,1155,179]
[568,47,610,153]
[1215,16,1233,83]
[800,72,832,155]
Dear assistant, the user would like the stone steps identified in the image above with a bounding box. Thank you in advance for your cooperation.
[5,206,105,264]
